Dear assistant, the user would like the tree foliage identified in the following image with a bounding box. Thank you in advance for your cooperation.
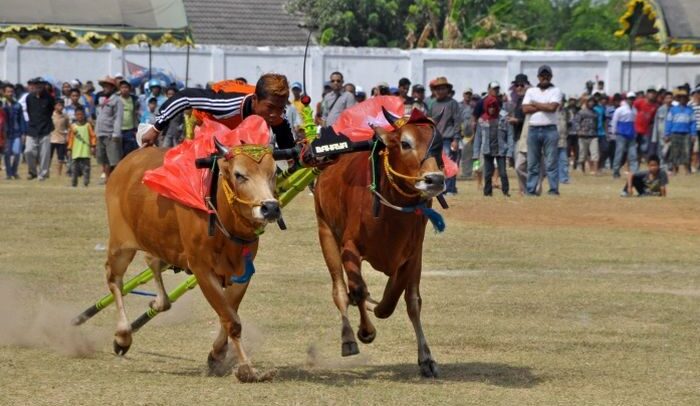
[288,0,635,50]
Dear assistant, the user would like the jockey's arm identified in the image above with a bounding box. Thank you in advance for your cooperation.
[140,88,247,146]
[154,88,247,132]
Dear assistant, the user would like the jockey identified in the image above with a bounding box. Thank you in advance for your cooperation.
[140,73,296,150]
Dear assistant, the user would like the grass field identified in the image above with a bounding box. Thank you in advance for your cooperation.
[1,165,699,405]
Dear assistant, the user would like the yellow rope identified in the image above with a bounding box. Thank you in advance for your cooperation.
[221,178,261,208]
[381,150,422,198]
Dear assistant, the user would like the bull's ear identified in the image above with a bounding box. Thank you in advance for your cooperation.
[374,126,396,146]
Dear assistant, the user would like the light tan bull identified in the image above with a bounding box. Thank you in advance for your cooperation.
[104,142,280,382]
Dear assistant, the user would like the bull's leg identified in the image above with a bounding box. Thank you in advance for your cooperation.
[342,242,376,345]
[207,281,248,377]
[196,270,270,383]
[317,219,358,356]
[404,266,439,378]
[105,247,137,355]
[373,269,410,319]
[144,255,171,312]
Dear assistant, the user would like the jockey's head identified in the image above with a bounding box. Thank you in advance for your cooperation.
[252,73,289,127]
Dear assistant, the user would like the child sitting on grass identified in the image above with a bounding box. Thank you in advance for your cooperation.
[66,107,96,187]
[620,154,668,197]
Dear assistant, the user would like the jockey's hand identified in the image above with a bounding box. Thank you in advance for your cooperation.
[299,142,337,169]
[140,126,159,147]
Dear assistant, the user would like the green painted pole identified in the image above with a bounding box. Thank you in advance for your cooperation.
[71,268,155,325]
[130,275,199,332]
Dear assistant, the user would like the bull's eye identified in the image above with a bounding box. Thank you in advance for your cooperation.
[400,141,412,150]
[234,172,247,182]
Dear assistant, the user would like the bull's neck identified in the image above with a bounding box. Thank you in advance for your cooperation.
[215,176,260,242]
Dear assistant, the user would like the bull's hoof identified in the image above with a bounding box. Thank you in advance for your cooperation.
[113,340,131,356]
[357,328,376,344]
[149,298,171,313]
[341,341,359,357]
[419,359,440,378]
[235,364,276,383]
[207,352,233,377]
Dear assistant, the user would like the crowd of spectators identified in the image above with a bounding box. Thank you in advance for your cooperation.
[1,69,698,198]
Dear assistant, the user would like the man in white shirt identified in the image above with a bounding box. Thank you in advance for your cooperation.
[522,65,563,195]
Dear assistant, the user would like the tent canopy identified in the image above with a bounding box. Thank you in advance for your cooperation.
[0,0,193,48]
[617,0,700,54]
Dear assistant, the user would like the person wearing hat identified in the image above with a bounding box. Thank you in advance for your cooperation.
[94,76,124,180]
[664,88,697,175]
[633,87,659,160]
[611,91,639,178]
[522,65,563,195]
[429,76,461,194]
[355,86,367,103]
[290,81,304,116]
[321,72,356,126]
[24,77,56,180]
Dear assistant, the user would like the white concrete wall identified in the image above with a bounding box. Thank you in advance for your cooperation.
[1,39,698,102]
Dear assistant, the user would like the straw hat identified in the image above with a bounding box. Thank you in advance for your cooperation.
[98,76,117,88]
[430,76,451,89]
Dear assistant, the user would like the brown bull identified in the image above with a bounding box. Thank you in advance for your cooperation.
[105,142,280,382]
[313,112,446,377]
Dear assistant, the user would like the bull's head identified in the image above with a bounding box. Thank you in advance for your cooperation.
[214,138,281,225]
[374,108,446,197]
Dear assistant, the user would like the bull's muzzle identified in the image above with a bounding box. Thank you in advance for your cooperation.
[415,172,446,196]
[259,200,281,221]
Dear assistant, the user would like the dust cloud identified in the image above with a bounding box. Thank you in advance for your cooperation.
[0,279,104,358]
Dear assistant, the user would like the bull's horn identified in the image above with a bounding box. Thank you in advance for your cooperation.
[214,137,230,157]
[382,106,400,129]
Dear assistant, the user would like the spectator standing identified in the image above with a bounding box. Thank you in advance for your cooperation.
[3,84,26,179]
[522,65,563,196]
[689,86,700,171]
[605,94,621,170]
[398,77,414,115]
[564,97,579,170]
[575,96,600,175]
[25,77,55,180]
[652,91,673,169]
[459,88,475,178]
[49,100,70,176]
[118,80,139,155]
[473,95,512,196]
[633,87,658,160]
[290,82,304,116]
[321,72,356,126]
[593,94,609,170]
[410,84,428,113]
[66,107,96,187]
[83,81,96,113]
[557,101,570,184]
[612,92,638,177]
[664,88,697,175]
[94,76,123,180]
[140,98,159,125]
[65,88,89,122]
[429,77,461,195]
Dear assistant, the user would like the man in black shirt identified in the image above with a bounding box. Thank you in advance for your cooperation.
[25,77,55,180]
